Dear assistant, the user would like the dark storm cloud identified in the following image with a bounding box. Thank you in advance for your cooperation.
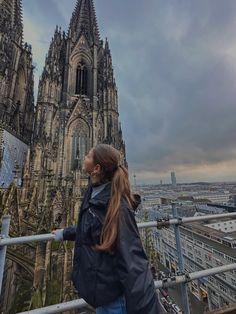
[23,0,236,182]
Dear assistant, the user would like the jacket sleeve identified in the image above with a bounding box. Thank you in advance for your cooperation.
[63,225,77,241]
[115,207,160,314]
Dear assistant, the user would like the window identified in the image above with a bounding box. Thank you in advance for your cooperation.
[215,260,222,267]
[231,279,236,286]
[188,252,193,259]
[71,131,87,170]
[219,285,227,293]
[208,276,214,283]
[196,240,203,247]
[196,257,202,264]
[217,273,226,280]
[194,249,201,256]
[187,244,193,251]
[76,62,88,95]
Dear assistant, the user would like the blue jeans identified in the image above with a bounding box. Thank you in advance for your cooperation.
[96,294,127,314]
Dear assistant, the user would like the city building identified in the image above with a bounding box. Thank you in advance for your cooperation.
[171,171,177,187]
[137,185,236,312]
[194,191,230,205]
[156,221,236,310]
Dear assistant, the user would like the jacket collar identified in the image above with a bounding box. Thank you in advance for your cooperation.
[80,177,142,214]
[88,180,112,210]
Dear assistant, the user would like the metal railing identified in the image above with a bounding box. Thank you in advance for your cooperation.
[0,208,236,314]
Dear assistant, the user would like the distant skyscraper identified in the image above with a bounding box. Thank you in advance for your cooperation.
[160,180,163,185]
[171,171,177,186]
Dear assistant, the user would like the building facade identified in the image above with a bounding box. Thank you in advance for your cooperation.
[157,223,236,311]
[0,0,34,143]
[29,0,127,222]
[0,0,128,312]
[0,0,35,188]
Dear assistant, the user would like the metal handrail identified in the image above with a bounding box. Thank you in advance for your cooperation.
[16,263,236,314]
[1,210,236,314]
[138,212,236,229]
[1,212,236,247]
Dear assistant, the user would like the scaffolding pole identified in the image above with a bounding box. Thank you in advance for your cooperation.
[0,233,55,246]
[0,215,10,296]
[1,212,236,247]
[1,213,236,314]
[154,262,236,288]
[16,263,236,314]
[17,298,90,314]
[171,203,190,314]
[138,211,236,229]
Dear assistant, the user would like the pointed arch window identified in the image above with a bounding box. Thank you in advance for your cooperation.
[76,62,88,95]
[71,131,88,170]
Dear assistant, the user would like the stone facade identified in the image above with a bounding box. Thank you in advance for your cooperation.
[0,0,128,312]
[0,0,34,145]
[29,0,127,223]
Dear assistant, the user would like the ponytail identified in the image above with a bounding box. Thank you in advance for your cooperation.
[91,145,137,253]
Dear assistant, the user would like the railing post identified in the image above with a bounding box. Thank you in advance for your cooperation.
[172,203,190,314]
[207,286,213,311]
[0,215,11,296]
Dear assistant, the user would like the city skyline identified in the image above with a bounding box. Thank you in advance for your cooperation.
[22,0,236,184]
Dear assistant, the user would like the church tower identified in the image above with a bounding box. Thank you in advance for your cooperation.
[0,0,34,145]
[0,1,130,312]
[13,1,129,310]
[0,0,35,188]
[31,0,127,221]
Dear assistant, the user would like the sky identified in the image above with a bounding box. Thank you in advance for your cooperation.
[22,0,236,185]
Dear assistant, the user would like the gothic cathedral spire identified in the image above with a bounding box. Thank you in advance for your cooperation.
[0,0,128,310]
[69,0,100,46]
[13,0,24,43]
[0,0,23,44]
[0,0,34,145]
[31,0,127,220]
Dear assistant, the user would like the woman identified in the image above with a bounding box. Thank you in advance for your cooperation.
[52,144,160,314]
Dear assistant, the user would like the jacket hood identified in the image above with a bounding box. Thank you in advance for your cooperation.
[132,193,142,211]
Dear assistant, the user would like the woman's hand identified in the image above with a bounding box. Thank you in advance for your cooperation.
[51,228,64,241]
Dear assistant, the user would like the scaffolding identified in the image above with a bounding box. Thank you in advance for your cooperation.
[1,208,236,314]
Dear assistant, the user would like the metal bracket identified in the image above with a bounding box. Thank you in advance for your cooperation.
[170,275,176,282]
[156,218,170,229]
[176,217,183,226]
[184,272,191,283]
[162,276,169,283]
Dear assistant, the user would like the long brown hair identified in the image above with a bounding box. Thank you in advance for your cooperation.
[91,144,137,254]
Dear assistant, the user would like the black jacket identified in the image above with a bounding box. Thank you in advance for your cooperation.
[63,179,160,313]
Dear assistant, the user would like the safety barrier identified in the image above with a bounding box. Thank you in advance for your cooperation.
[1,207,236,314]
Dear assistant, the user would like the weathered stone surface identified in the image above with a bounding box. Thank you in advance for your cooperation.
[0,1,127,313]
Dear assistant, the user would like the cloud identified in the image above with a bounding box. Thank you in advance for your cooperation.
[22,0,236,183]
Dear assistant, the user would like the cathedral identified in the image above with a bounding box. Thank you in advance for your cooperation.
[0,0,128,312]
[0,0,34,144]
